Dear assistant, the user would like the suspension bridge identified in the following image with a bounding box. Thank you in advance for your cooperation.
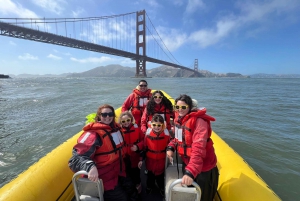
[0,10,202,77]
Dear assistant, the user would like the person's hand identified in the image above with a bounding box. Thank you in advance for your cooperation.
[182,175,193,186]
[166,150,174,164]
[131,145,138,151]
[138,161,143,169]
[88,166,98,182]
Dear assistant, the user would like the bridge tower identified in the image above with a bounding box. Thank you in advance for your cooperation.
[191,59,199,77]
[135,10,147,77]
[194,59,198,72]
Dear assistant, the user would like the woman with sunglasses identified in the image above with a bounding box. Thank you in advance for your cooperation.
[140,90,174,134]
[69,104,138,201]
[121,80,152,126]
[119,111,144,194]
[138,114,170,196]
[166,94,219,201]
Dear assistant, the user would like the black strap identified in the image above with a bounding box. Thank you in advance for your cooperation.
[175,144,179,179]
[56,180,72,201]
[95,146,123,155]
[146,135,165,140]
[123,129,135,134]
[148,148,166,154]
[119,149,122,171]
[181,128,187,157]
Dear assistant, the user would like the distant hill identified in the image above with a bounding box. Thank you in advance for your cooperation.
[8,65,299,78]
[67,64,248,78]
[68,64,135,77]
[249,73,300,78]
[9,73,72,78]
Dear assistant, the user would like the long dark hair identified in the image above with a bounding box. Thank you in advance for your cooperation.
[146,90,173,115]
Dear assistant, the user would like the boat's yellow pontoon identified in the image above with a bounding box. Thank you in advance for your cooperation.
[0,90,281,201]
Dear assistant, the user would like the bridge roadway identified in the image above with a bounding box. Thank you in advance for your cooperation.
[0,21,202,76]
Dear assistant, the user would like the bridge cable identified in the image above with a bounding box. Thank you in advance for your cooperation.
[145,12,182,66]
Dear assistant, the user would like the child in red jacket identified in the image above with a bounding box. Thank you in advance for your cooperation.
[119,111,144,193]
[138,114,170,196]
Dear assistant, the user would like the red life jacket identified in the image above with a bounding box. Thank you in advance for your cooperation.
[121,123,140,155]
[145,128,170,160]
[131,89,152,124]
[174,108,215,157]
[82,122,126,167]
[80,122,126,191]
[146,104,172,129]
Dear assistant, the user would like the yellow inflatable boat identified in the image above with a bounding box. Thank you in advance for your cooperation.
[0,90,281,201]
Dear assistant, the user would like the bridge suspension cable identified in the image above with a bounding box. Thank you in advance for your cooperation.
[0,10,201,77]
[145,12,182,66]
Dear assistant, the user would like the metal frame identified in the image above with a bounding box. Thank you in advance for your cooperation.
[72,171,104,201]
[166,179,201,201]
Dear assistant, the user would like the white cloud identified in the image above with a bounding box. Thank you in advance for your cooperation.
[64,52,71,56]
[170,0,184,6]
[120,58,135,66]
[72,8,85,18]
[147,0,160,7]
[80,18,136,47]
[189,17,238,48]
[0,0,38,18]
[70,56,112,64]
[237,0,299,23]
[52,49,71,56]
[31,0,66,15]
[188,0,300,48]
[9,41,16,46]
[155,26,187,52]
[47,54,61,60]
[185,0,205,15]
[140,0,160,7]
[18,53,38,60]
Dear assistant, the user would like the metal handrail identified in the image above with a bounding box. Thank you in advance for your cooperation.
[166,179,201,201]
[72,170,104,201]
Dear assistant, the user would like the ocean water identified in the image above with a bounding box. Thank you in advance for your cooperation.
[0,77,299,201]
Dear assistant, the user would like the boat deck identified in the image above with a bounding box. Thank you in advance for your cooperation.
[139,162,164,201]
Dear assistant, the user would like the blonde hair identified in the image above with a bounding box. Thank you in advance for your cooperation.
[118,111,135,124]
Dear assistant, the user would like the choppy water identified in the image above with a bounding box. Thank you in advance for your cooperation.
[0,77,299,201]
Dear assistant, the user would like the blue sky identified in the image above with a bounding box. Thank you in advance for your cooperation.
[0,0,300,75]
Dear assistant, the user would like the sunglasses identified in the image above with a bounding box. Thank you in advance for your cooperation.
[100,112,114,117]
[151,123,162,127]
[153,96,163,99]
[174,105,189,110]
[139,84,147,87]
[121,119,131,123]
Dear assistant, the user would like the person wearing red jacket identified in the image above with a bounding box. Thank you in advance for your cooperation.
[121,80,152,126]
[119,111,144,194]
[140,90,174,134]
[68,104,138,201]
[138,114,170,196]
[166,94,219,201]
